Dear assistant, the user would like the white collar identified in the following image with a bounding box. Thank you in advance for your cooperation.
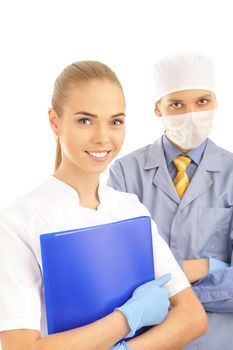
[45,175,108,211]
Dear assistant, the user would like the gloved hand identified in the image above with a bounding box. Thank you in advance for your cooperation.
[209,256,230,273]
[110,340,129,349]
[116,273,171,338]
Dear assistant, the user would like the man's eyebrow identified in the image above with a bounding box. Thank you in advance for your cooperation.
[167,99,183,103]
[167,94,213,103]
[198,94,213,99]
[73,111,125,118]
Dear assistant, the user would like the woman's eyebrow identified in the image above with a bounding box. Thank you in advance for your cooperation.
[110,113,125,118]
[73,111,98,118]
[73,111,125,118]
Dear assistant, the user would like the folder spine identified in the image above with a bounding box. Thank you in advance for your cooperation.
[40,236,55,334]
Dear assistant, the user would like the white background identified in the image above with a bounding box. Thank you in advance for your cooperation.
[1,0,233,208]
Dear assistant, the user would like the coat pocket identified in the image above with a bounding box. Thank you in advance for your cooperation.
[197,207,233,260]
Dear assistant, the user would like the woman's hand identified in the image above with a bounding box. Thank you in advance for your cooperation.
[116,274,171,338]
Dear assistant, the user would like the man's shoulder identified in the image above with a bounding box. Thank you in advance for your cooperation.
[217,145,233,160]
[117,145,151,163]
[209,139,233,162]
[115,138,162,165]
[205,139,233,177]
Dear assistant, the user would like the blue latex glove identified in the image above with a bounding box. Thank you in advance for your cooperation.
[116,273,171,338]
[209,256,230,273]
[110,341,129,349]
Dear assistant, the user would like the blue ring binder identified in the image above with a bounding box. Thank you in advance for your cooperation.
[40,216,155,336]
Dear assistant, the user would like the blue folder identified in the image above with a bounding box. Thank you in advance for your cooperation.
[40,216,155,335]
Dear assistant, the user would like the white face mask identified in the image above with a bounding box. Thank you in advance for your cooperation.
[161,109,215,149]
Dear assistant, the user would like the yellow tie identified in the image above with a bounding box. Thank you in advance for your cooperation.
[173,156,192,199]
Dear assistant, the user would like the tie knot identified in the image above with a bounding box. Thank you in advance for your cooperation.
[173,156,191,172]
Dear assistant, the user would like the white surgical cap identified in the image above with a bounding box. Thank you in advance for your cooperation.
[153,52,215,102]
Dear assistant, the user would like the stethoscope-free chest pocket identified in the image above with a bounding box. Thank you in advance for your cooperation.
[197,207,233,260]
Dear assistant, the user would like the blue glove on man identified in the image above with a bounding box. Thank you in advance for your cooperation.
[116,273,171,338]
[208,256,230,273]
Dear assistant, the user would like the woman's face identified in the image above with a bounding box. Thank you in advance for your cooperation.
[155,89,216,116]
[50,79,126,178]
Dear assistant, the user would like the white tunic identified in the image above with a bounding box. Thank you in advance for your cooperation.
[0,176,190,336]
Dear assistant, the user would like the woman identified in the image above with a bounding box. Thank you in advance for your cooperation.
[0,61,207,350]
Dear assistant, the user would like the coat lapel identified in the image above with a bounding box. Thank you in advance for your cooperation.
[144,137,180,204]
[179,164,213,210]
[179,139,223,210]
[152,166,180,203]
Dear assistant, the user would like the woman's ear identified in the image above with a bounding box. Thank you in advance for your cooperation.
[154,102,162,117]
[48,108,61,136]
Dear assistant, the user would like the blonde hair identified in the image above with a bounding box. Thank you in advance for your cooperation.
[51,61,124,171]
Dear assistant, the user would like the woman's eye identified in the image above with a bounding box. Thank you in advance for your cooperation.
[78,118,91,125]
[111,119,124,126]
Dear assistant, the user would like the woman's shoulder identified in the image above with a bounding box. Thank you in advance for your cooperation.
[100,183,150,217]
[101,183,139,201]
[0,177,58,220]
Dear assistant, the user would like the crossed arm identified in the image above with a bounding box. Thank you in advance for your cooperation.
[1,287,207,350]
[183,255,233,313]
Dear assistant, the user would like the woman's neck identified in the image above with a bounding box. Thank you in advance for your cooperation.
[54,165,100,210]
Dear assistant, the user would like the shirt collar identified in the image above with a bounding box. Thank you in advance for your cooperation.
[45,175,80,203]
[162,135,207,165]
[144,136,222,172]
[46,175,107,211]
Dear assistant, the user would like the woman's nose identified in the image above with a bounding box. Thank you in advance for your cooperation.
[93,125,110,144]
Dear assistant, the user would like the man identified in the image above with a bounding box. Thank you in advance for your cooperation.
[108,52,233,350]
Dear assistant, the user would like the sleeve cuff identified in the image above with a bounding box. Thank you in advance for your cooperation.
[176,257,183,269]
[0,317,41,332]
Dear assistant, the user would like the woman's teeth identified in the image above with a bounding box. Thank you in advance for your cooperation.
[87,151,108,158]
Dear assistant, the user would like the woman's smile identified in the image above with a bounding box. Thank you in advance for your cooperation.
[85,150,112,162]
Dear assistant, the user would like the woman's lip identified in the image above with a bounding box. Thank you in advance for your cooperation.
[85,150,111,153]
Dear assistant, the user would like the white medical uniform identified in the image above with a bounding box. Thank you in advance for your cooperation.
[0,176,190,337]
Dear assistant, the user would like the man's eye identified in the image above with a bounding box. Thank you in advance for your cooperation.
[78,118,91,125]
[198,99,208,105]
[171,103,182,109]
